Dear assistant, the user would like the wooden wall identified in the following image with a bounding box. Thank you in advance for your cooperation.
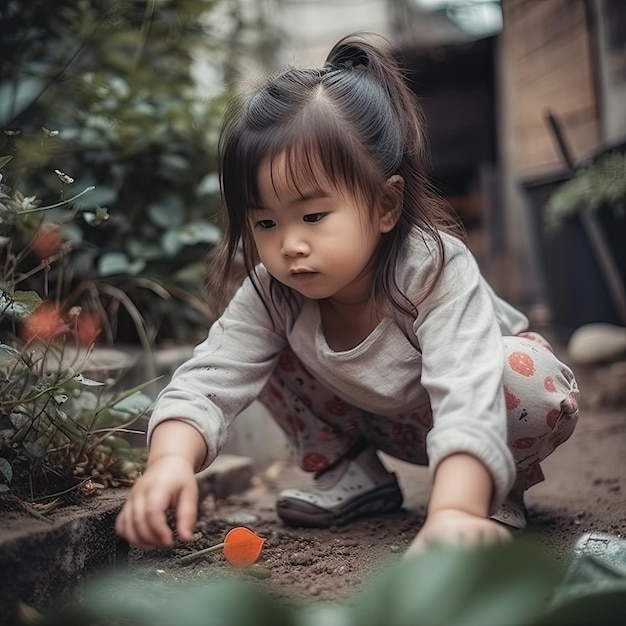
[502,0,601,175]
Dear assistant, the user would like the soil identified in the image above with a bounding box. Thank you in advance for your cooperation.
[129,359,626,606]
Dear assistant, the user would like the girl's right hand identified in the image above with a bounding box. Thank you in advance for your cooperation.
[115,455,199,548]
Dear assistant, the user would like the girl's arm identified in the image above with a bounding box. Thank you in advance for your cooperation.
[117,267,290,547]
[428,452,492,518]
[147,418,208,470]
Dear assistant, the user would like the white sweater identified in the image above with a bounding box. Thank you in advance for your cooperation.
[149,231,528,510]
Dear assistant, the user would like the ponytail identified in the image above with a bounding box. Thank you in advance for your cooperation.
[324,34,429,166]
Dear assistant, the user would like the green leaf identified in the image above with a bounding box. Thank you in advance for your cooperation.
[0,78,45,126]
[148,195,184,229]
[97,252,146,276]
[23,442,46,459]
[111,391,152,415]
[0,289,42,319]
[47,574,297,626]
[350,541,563,626]
[83,206,110,225]
[76,179,117,209]
[0,457,13,484]
[161,221,221,256]
[176,220,221,245]
[161,229,184,256]
[0,155,14,169]
[197,172,220,196]
[72,373,106,387]
[9,412,30,430]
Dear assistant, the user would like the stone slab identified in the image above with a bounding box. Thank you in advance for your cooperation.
[197,454,255,501]
[0,491,127,626]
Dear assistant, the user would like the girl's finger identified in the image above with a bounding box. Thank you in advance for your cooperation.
[143,489,174,546]
[175,481,199,542]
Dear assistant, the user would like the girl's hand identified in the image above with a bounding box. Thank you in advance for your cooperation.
[115,455,199,549]
[404,508,511,559]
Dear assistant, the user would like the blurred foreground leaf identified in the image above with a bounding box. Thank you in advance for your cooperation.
[349,540,563,626]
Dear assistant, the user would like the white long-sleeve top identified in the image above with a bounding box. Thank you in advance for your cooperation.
[149,231,529,511]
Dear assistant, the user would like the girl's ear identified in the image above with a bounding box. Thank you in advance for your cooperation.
[378,174,404,233]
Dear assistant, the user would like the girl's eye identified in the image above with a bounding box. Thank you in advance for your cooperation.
[303,213,326,223]
[256,219,275,229]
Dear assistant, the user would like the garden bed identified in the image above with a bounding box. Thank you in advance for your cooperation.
[1,364,624,624]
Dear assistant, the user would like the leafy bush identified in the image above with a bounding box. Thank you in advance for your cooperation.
[0,0,278,343]
[544,151,626,230]
[0,169,150,503]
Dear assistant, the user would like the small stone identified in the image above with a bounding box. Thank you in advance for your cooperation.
[307,585,321,596]
[568,323,626,365]
[223,513,259,526]
[389,545,402,553]
[247,565,271,580]
[289,552,311,566]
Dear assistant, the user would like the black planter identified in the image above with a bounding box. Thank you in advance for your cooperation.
[522,174,625,340]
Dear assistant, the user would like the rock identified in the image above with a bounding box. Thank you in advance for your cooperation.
[567,323,626,365]
[197,454,255,501]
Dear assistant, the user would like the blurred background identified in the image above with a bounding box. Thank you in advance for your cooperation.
[1,0,624,350]
[0,0,625,511]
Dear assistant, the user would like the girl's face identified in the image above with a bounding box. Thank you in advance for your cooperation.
[249,153,395,305]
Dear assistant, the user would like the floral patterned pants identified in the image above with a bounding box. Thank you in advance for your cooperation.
[258,332,579,492]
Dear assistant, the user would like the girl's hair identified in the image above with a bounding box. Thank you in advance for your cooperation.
[209,32,462,317]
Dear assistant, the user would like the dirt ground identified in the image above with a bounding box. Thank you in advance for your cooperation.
[130,358,626,606]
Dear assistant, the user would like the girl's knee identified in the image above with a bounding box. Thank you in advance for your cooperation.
[502,334,579,466]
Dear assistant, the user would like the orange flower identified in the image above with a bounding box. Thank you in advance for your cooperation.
[222,526,266,567]
[179,526,266,567]
[21,301,66,343]
[30,226,63,260]
[75,312,101,346]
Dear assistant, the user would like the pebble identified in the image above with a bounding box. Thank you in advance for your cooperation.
[224,513,259,526]
[246,565,271,580]
[289,552,311,566]
[307,584,321,596]
[568,323,626,364]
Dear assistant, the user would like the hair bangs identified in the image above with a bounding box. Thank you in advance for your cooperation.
[229,104,382,218]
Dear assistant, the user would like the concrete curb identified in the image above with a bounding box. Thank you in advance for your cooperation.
[0,454,255,625]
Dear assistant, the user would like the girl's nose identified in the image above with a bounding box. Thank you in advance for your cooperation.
[280,233,309,257]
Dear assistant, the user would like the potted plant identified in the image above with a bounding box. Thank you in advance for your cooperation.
[539,149,626,339]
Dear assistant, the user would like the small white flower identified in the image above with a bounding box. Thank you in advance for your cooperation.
[20,196,38,211]
[54,169,74,184]
[42,127,60,137]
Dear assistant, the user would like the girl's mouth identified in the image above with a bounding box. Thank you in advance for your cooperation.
[290,269,318,281]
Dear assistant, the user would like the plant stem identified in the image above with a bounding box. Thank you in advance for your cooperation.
[19,186,95,214]
[179,542,225,564]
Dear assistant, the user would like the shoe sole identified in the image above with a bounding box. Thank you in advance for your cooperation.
[276,481,404,528]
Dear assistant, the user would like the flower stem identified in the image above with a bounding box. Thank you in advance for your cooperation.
[179,542,225,564]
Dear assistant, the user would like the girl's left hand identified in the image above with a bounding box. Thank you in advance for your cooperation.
[403,508,511,560]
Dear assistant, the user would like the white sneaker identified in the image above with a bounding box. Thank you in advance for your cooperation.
[276,447,403,527]
[491,488,527,529]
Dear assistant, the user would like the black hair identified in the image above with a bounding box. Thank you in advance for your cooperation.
[208,32,462,317]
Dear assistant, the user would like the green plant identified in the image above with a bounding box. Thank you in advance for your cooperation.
[0,167,150,504]
[0,0,279,343]
[543,151,626,230]
[27,540,626,626]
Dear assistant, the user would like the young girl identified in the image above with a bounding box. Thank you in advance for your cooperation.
[115,33,579,556]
